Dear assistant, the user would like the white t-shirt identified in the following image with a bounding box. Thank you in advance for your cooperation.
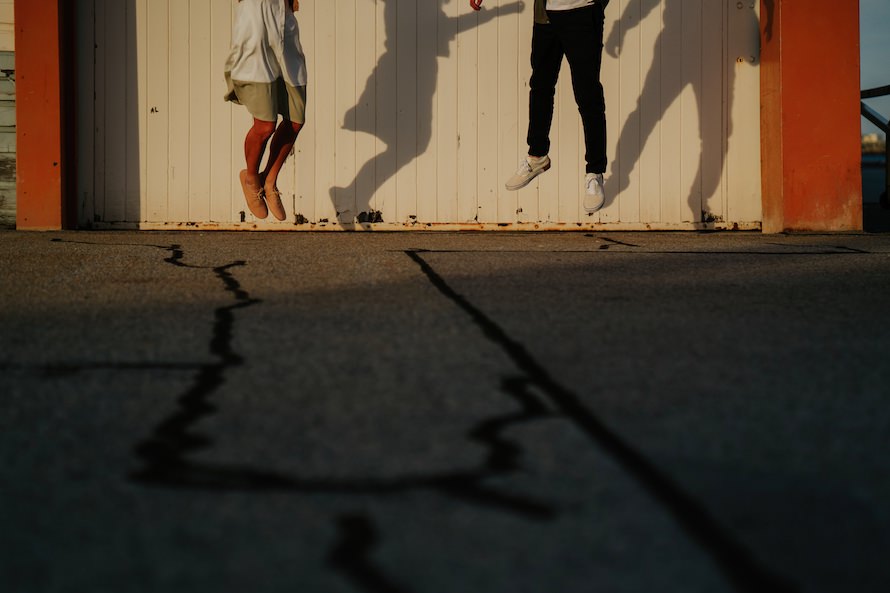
[225,0,307,87]
[546,0,596,10]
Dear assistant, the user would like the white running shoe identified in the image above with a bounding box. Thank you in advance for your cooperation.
[584,173,605,213]
[505,155,551,191]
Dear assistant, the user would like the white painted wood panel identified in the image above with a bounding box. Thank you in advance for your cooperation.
[77,0,762,230]
[456,5,479,224]
[334,0,356,220]
[209,2,233,222]
[295,0,316,223]
[515,10,536,223]
[145,0,169,222]
[354,0,377,220]
[437,0,459,222]
[0,0,14,52]
[314,2,337,224]
[0,0,14,227]
[188,0,212,222]
[637,0,663,224]
[416,0,438,223]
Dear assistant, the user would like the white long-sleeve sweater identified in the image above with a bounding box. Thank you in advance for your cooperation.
[225,0,307,87]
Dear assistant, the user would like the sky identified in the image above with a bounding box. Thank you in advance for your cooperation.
[860,0,890,138]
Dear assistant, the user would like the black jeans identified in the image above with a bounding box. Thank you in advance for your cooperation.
[528,3,607,174]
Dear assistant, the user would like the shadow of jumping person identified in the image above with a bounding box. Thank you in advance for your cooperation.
[330,0,524,224]
[603,0,768,222]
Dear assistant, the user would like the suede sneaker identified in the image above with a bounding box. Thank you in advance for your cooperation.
[505,155,551,191]
[584,173,605,214]
[264,186,287,221]
[239,170,268,219]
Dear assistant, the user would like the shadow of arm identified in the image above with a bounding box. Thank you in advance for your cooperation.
[455,1,526,34]
[605,0,660,58]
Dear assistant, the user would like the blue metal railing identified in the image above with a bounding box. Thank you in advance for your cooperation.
[861,85,890,208]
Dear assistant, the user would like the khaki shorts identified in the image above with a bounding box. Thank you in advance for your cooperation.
[224,74,307,124]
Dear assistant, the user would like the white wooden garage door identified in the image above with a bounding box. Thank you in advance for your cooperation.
[76,0,762,230]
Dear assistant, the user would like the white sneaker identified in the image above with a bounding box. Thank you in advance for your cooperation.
[584,173,605,213]
[505,155,551,191]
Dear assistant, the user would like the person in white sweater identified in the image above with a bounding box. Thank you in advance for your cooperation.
[471,0,610,214]
[225,0,307,221]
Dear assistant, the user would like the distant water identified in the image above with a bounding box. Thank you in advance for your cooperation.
[862,153,886,203]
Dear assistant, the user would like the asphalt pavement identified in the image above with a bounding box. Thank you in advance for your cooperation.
[2,230,889,593]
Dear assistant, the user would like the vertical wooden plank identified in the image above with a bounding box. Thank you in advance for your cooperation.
[700,0,725,222]
[456,4,479,223]
[395,0,418,223]
[105,2,128,222]
[210,1,232,222]
[637,0,662,223]
[354,0,377,221]
[476,0,498,222]
[436,0,459,223]
[92,0,107,222]
[615,0,641,223]
[659,0,683,224]
[295,1,316,223]
[75,0,96,226]
[497,0,520,223]
[680,0,702,222]
[374,0,397,222]
[168,0,189,222]
[103,0,127,222]
[314,1,337,222]
[515,4,536,223]
[229,0,247,221]
[599,0,620,223]
[727,0,761,223]
[119,0,139,222]
[105,2,129,222]
[415,0,438,223]
[146,0,168,222]
[133,0,148,222]
[538,66,560,222]
[188,0,211,222]
[556,63,580,223]
[334,0,356,222]
[496,0,519,224]
[362,0,398,222]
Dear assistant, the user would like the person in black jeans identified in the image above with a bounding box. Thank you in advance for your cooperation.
[471,0,609,213]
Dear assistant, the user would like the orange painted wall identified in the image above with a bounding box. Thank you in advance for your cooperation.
[15,0,73,230]
[761,0,862,232]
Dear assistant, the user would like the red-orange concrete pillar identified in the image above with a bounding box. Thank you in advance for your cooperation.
[760,0,862,233]
[15,0,75,230]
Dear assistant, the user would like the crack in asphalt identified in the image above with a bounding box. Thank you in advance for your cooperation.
[405,249,798,593]
[131,258,260,483]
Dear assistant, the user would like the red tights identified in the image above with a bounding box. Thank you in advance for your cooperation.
[244,118,303,189]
